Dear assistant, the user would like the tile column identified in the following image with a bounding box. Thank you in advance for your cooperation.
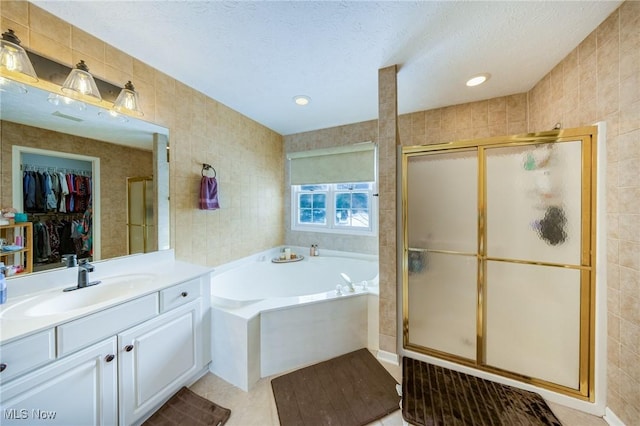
[378,65,398,355]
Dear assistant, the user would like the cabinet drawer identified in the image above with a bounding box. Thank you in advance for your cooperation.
[160,279,201,313]
[57,293,159,357]
[0,328,55,383]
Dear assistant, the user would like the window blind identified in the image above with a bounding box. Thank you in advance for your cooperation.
[287,142,376,185]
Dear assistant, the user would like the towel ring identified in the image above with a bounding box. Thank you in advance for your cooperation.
[202,163,216,178]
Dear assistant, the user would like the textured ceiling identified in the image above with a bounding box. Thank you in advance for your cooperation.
[33,1,622,136]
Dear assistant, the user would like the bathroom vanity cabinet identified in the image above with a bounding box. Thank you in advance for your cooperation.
[0,275,210,425]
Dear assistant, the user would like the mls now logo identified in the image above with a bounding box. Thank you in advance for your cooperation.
[4,408,57,420]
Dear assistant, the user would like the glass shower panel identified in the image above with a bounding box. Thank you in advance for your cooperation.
[145,179,157,252]
[485,261,581,389]
[129,181,144,226]
[407,150,477,253]
[128,179,148,254]
[485,141,582,265]
[408,252,477,360]
[128,226,144,254]
[406,150,478,360]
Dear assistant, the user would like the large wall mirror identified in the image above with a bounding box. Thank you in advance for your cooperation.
[0,82,170,277]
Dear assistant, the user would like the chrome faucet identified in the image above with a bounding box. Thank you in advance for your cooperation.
[62,254,77,268]
[340,272,355,292]
[64,258,101,292]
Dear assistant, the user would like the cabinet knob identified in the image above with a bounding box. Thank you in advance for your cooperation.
[0,363,6,372]
[105,354,115,363]
[181,291,188,298]
[125,344,134,352]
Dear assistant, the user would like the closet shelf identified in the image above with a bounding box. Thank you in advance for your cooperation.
[0,222,33,275]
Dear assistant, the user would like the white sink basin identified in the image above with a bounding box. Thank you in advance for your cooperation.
[0,273,155,320]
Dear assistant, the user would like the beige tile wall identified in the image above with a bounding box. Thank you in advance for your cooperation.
[1,121,153,259]
[398,93,528,145]
[0,1,285,268]
[527,3,640,423]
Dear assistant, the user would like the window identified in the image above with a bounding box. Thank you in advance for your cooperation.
[292,182,376,235]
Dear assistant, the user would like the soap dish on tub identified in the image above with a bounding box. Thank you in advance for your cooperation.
[271,255,304,263]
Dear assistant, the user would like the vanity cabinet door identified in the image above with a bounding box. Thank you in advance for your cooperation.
[118,299,202,425]
[0,337,118,426]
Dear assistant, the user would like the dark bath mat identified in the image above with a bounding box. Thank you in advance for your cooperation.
[143,386,231,426]
[271,348,400,426]
[402,357,562,426]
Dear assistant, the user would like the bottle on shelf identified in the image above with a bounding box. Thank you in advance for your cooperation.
[0,262,7,305]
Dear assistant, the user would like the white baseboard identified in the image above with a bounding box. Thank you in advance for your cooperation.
[604,407,626,426]
[377,349,399,365]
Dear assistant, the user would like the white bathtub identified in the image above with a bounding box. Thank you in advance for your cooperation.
[211,254,378,307]
[209,247,379,391]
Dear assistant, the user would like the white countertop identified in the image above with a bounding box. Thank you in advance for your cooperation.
[0,250,213,345]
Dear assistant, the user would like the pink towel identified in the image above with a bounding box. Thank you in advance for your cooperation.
[199,176,220,210]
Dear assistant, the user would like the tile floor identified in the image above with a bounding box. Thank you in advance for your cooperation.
[190,357,607,426]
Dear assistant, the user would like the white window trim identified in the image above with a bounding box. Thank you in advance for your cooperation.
[291,183,377,236]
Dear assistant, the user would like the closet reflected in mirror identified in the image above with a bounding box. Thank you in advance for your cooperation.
[1,82,170,276]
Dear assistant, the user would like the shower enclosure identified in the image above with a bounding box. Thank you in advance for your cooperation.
[401,126,597,400]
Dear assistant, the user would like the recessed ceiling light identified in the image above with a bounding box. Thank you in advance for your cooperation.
[293,95,311,106]
[466,73,491,87]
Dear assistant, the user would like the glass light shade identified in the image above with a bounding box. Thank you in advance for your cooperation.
[61,60,102,101]
[47,92,87,111]
[98,109,129,123]
[0,76,28,94]
[113,81,143,116]
[0,29,38,83]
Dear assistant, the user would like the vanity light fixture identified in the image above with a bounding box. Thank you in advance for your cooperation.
[113,81,143,116]
[466,73,491,87]
[0,29,38,89]
[61,60,102,101]
[293,95,311,106]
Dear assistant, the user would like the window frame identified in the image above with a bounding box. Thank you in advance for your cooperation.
[291,182,377,236]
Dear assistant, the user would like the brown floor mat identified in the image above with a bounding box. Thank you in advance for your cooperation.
[271,348,400,426]
[402,357,562,426]
[143,386,231,426]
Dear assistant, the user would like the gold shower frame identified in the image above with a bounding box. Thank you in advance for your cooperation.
[401,126,597,401]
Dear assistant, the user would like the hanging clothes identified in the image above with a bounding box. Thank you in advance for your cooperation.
[79,207,93,255]
[24,172,36,209]
[23,169,92,214]
[34,172,44,211]
[33,221,52,262]
[58,171,69,213]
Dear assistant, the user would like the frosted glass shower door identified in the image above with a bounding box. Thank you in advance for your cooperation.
[127,177,155,254]
[484,141,586,389]
[405,150,478,360]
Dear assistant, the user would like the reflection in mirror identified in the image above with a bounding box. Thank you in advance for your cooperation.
[0,83,170,278]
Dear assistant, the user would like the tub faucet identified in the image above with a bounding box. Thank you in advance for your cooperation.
[64,259,101,292]
[340,273,355,292]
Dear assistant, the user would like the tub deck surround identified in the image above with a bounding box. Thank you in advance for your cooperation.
[209,247,379,391]
[0,250,214,344]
